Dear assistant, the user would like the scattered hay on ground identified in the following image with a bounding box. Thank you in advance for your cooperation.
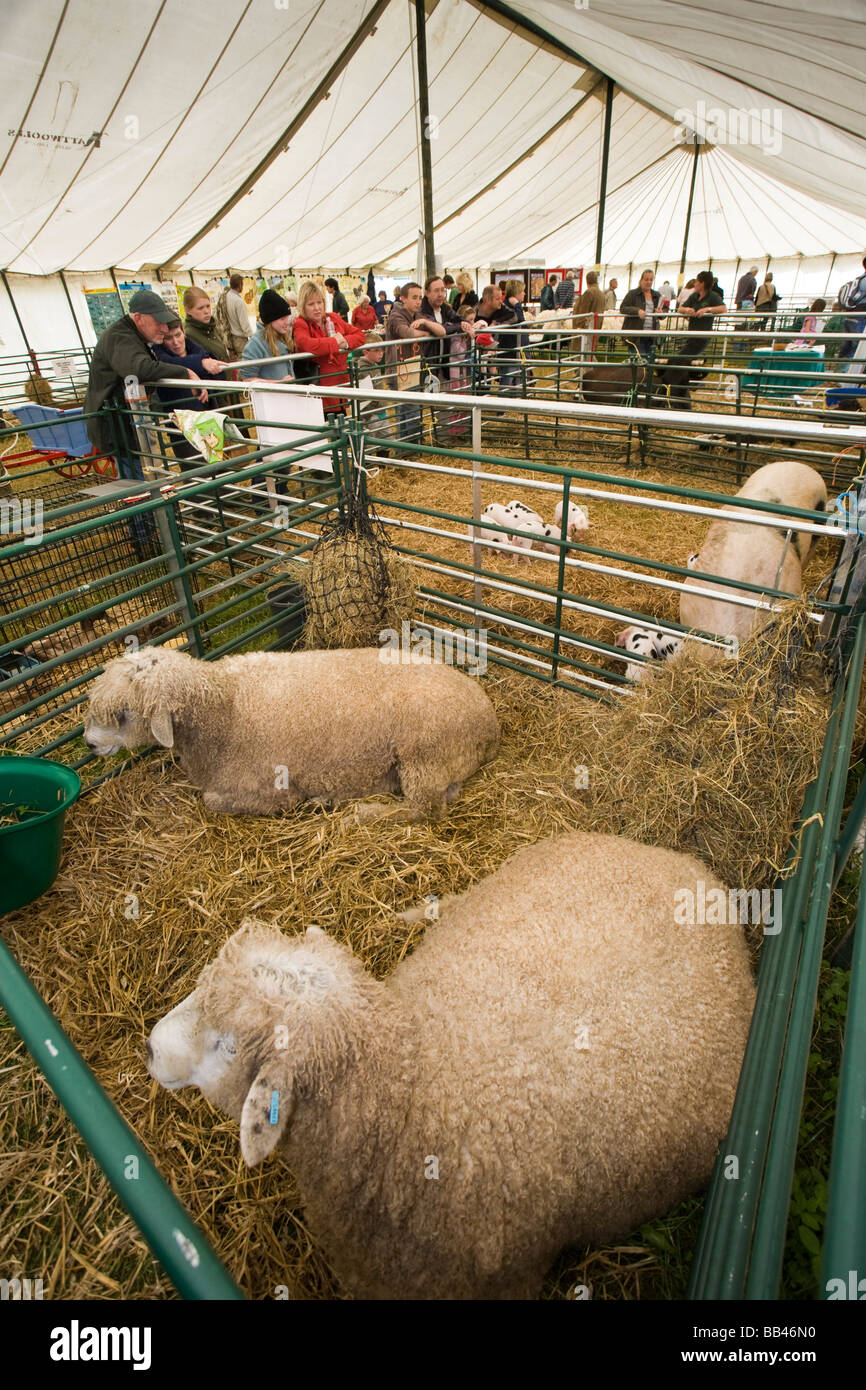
[577,600,831,907]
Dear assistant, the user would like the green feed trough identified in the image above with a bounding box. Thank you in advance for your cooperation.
[0,756,82,914]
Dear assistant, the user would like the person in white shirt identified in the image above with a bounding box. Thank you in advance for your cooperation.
[221,273,254,357]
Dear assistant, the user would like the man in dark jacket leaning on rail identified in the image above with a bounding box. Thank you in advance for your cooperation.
[415,275,461,381]
[84,289,207,481]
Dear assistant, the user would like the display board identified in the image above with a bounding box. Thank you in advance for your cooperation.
[545,267,584,296]
[83,287,123,336]
[117,280,150,311]
[491,266,547,302]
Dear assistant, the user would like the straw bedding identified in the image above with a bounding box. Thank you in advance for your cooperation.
[0,602,835,1300]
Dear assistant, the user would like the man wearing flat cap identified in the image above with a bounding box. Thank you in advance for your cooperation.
[85,288,208,480]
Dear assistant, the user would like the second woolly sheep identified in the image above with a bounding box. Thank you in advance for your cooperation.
[84,644,499,822]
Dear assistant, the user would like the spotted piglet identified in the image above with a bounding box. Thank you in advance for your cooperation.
[553,501,590,540]
[615,626,683,681]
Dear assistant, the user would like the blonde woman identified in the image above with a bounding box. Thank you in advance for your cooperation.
[291,279,364,413]
[239,290,295,380]
[451,271,478,311]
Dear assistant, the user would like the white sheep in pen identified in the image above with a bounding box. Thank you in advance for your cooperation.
[148,831,755,1300]
[680,460,828,642]
[84,645,499,822]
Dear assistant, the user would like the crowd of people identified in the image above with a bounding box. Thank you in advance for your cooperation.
[84,254,866,474]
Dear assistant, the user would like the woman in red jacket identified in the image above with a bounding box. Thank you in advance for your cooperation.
[351,295,378,331]
[292,280,365,412]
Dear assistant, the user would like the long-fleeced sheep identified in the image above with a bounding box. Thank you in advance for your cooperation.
[680,460,827,642]
[84,645,499,821]
[147,831,755,1300]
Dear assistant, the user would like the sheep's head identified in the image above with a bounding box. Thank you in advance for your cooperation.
[147,920,374,1167]
[84,645,196,755]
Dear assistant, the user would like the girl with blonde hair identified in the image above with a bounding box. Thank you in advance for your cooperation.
[239,289,296,380]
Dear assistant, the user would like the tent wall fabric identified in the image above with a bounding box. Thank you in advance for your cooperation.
[1,0,864,284]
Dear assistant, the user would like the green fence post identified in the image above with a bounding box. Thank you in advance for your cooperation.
[550,474,572,682]
[155,491,205,656]
[0,936,245,1300]
[745,617,866,1298]
[470,406,484,620]
[554,332,563,448]
[821,874,866,1298]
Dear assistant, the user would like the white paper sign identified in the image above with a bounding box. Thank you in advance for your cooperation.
[53,356,76,378]
[247,387,332,472]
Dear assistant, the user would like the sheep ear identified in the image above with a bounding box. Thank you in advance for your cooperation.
[240,1067,294,1167]
[150,707,174,748]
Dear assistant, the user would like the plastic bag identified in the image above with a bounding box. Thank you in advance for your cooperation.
[171,409,244,463]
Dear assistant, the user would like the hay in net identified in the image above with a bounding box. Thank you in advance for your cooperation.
[295,470,416,649]
[22,375,56,407]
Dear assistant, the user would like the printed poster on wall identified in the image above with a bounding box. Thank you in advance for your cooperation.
[83,287,123,336]
[117,280,150,311]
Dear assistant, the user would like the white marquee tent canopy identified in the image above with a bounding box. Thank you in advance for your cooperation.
[1,0,865,351]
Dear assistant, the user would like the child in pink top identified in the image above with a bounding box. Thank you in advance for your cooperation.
[449,305,477,393]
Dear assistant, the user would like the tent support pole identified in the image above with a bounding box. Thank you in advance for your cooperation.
[678,136,700,280]
[1,270,33,358]
[594,77,614,267]
[414,0,436,280]
[824,253,837,301]
[109,266,124,311]
[59,271,88,353]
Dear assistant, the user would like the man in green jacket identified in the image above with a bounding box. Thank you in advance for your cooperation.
[84,288,206,480]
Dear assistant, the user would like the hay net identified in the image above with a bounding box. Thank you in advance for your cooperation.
[302,455,405,649]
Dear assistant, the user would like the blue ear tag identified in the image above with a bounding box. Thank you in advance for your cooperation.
[269,1090,280,1125]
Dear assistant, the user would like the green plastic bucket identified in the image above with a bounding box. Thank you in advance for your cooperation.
[0,757,81,914]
